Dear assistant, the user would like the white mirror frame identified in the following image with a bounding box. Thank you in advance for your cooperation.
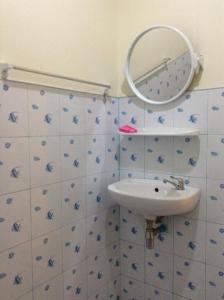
[124,25,201,105]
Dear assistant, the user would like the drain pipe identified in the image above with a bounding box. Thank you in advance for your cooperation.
[145,219,155,249]
[145,217,167,249]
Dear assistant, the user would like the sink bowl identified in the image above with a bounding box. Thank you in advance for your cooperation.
[108,179,200,218]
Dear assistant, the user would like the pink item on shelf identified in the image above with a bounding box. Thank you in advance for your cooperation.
[119,125,138,133]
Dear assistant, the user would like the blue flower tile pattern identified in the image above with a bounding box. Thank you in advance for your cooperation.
[2,63,224,299]
[118,57,224,298]
[0,82,120,300]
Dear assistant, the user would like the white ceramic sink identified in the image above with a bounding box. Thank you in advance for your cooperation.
[108,179,200,218]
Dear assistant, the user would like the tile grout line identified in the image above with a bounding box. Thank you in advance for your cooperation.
[26,84,34,300]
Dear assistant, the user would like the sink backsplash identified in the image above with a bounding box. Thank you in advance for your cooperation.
[118,89,224,300]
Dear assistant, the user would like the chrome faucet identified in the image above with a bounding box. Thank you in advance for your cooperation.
[163,176,184,190]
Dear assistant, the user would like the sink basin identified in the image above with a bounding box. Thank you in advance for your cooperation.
[108,179,200,218]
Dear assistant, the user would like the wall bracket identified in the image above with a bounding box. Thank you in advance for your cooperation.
[0,63,13,80]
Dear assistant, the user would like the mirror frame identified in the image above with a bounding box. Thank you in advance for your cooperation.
[124,25,200,105]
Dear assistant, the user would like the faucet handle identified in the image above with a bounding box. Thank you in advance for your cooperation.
[170,175,183,181]
[170,176,184,189]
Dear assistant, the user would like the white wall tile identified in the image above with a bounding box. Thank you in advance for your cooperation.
[105,134,119,172]
[145,172,171,181]
[85,96,106,134]
[64,261,87,300]
[145,250,173,292]
[106,206,120,245]
[87,248,108,296]
[206,264,224,300]
[121,240,144,282]
[120,207,145,245]
[174,256,205,300]
[60,93,85,135]
[173,295,190,300]
[106,170,119,187]
[145,102,174,128]
[145,136,173,173]
[18,292,33,300]
[207,135,224,179]
[105,172,120,209]
[108,277,120,300]
[120,136,145,171]
[86,135,106,175]
[33,274,63,300]
[121,276,144,300]
[208,88,224,134]
[107,242,120,281]
[207,179,224,224]
[62,220,86,271]
[119,97,145,128]
[0,242,32,300]
[31,183,62,238]
[0,191,31,252]
[30,137,60,187]
[61,178,85,225]
[28,88,60,136]
[0,138,30,194]
[182,176,206,221]
[61,135,86,180]
[86,174,107,217]
[145,284,173,300]
[86,211,107,255]
[120,169,145,179]
[32,230,62,286]
[88,285,107,300]
[105,98,119,134]
[174,135,207,177]
[0,83,28,137]
[206,222,224,268]
[174,217,206,262]
[174,91,208,134]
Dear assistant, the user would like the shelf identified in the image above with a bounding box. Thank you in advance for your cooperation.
[118,127,200,136]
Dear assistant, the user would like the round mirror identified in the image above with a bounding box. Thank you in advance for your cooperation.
[125,25,200,105]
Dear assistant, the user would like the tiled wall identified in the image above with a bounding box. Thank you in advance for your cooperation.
[2,78,224,300]
[0,81,120,300]
[118,89,224,300]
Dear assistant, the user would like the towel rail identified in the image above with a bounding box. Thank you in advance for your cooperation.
[0,63,111,98]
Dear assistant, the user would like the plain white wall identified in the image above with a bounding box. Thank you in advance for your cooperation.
[0,0,118,94]
[1,0,224,96]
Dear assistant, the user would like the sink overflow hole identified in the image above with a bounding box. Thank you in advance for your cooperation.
[155,187,159,192]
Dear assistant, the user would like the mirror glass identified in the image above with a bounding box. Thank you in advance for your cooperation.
[126,26,196,104]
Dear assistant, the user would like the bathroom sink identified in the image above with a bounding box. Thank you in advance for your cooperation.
[108,179,200,218]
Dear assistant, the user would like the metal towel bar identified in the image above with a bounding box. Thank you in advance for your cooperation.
[0,63,111,99]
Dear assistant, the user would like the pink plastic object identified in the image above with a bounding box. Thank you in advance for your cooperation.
[119,125,138,133]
